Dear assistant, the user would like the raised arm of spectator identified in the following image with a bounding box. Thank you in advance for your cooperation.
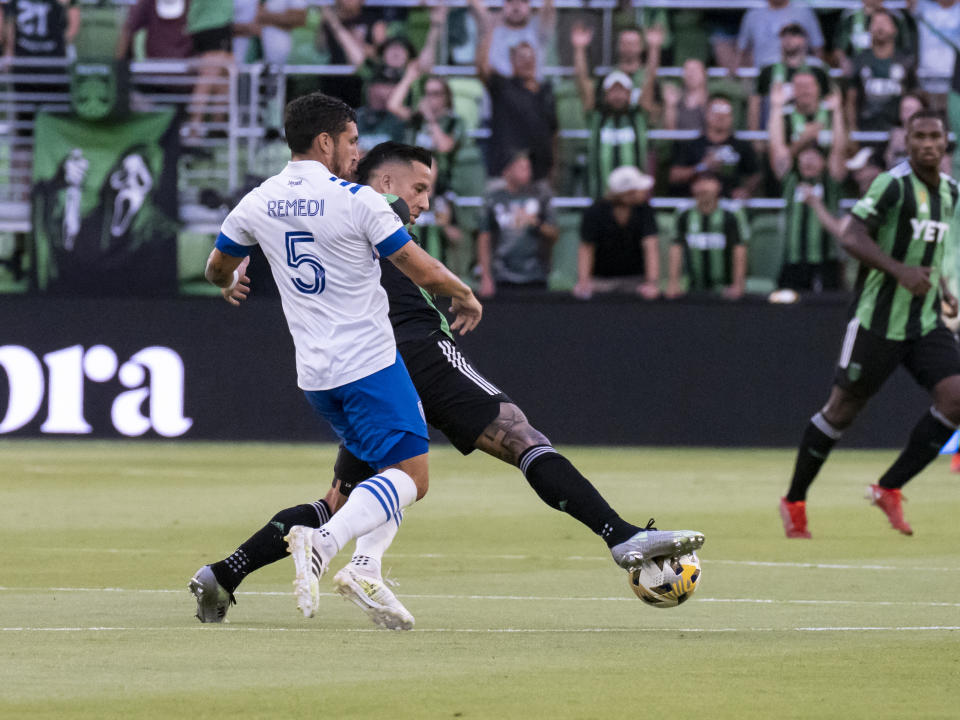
[570,22,596,112]
[257,4,308,31]
[66,3,81,45]
[473,0,494,85]
[640,25,665,117]
[538,0,556,44]
[826,91,848,182]
[320,5,367,67]
[387,63,422,123]
[416,5,448,74]
[844,77,859,135]
[768,82,793,181]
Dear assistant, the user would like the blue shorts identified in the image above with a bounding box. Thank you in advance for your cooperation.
[304,352,429,470]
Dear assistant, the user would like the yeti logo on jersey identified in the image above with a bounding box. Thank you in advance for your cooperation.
[909,218,949,243]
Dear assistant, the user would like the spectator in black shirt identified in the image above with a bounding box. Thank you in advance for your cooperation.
[573,166,660,300]
[476,12,557,182]
[669,95,762,199]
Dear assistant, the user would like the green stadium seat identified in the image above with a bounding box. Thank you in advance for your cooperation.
[548,209,582,291]
[746,211,785,293]
[448,77,485,132]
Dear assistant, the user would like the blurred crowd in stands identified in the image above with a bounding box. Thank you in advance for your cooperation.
[3,0,960,301]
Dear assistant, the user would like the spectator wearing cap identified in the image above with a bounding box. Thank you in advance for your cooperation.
[477,150,558,298]
[476,14,557,182]
[833,0,913,75]
[769,81,848,292]
[668,170,748,300]
[749,23,831,133]
[467,0,555,81]
[116,0,192,60]
[571,21,663,196]
[574,165,660,300]
[669,95,762,199]
[845,8,918,134]
[736,0,824,70]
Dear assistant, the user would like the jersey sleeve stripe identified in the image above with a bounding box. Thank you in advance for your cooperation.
[215,232,253,257]
[375,226,412,257]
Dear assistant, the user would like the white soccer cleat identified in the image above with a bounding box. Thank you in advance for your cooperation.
[332,563,415,631]
[284,525,331,618]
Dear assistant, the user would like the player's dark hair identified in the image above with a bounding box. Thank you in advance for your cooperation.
[907,109,946,131]
[283,92,357,154]
[356,142,434,184]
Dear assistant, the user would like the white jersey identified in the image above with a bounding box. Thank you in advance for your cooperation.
[217,160,411,390]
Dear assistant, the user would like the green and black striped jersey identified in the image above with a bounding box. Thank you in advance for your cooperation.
[782,170,840,266]
[587,108,649,198]
[675,205,748,291]
[850,162,959,340]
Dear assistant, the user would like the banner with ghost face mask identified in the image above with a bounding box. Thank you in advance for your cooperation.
[30,109,179,296]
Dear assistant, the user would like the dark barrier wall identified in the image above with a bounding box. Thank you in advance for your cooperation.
[0,295,931,446]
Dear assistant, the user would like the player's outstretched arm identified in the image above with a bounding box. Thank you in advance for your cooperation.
[387,241,482,334]
[841,216,931,296]
[205,250,251,306]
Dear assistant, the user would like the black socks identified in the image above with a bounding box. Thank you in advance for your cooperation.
[518,445,640,548]
[210,499,331,593]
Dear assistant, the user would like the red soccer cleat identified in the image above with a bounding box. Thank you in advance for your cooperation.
[866,484,913,535]
[951,452,960,473]
[779,497,811,538]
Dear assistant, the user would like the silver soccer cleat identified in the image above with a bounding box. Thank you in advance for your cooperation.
[332,564,415,631]
[188,565,236,623]
[610,520,705,570]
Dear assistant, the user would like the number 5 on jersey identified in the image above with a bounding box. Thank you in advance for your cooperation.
[285,231,326,294]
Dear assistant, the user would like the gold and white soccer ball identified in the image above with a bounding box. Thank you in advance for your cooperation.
[628,552,701,608]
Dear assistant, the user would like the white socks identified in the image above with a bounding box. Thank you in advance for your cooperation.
[320,468,417,554]
[352,511,403,576]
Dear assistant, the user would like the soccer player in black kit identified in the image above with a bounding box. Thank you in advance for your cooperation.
[190,142,704,628]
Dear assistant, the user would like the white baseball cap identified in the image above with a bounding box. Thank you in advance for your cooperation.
[602,70,634,92]
[607,165,653,194]
[156,0,185,20]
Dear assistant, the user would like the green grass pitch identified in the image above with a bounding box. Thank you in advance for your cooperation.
[2,441,960,719]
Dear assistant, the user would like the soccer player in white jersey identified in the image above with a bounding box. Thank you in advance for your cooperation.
[199,92,482,619]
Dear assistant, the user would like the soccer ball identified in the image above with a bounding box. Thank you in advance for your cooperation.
[628,552,701,608]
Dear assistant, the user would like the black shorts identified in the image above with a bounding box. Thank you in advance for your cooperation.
[192,25,233,54]
[833,320,960,399]
[333,335,512,492]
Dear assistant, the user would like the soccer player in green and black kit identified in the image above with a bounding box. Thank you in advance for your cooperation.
[780,110,960,538]
[190,142,705,627]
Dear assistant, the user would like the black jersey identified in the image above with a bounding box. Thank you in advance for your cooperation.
[381,195,452,345]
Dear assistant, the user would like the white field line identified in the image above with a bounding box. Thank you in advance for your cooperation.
[10,550,960,574]
[2,586,960,609]
[1,626,959,634]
